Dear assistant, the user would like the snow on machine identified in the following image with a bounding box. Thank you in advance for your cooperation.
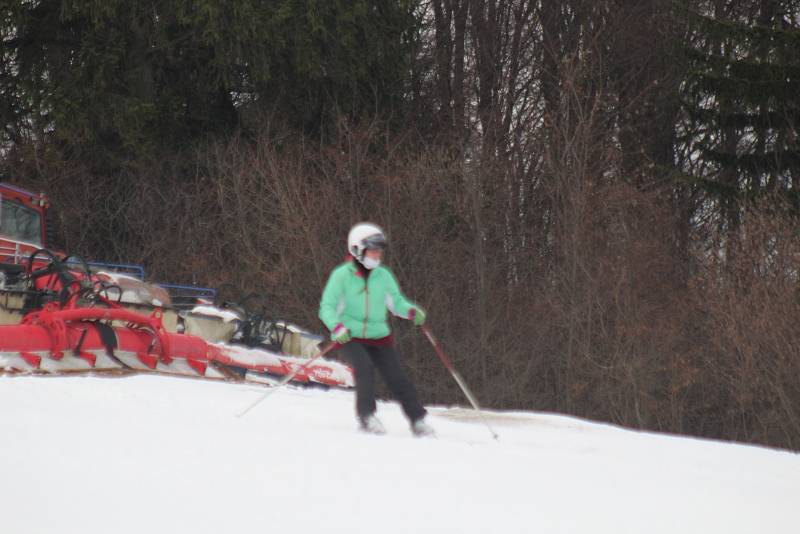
[0,183,353,388]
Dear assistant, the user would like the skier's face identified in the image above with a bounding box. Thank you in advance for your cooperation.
[364,248,383,261]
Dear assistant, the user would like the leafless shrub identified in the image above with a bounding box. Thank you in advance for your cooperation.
[694,201,800,449]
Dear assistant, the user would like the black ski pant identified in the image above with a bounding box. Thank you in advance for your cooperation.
[339,342,427,423]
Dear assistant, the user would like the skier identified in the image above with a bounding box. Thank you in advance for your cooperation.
[319,222,434,436]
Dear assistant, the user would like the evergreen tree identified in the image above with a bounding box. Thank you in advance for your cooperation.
[683,1,800,227]
[0,0,419,169]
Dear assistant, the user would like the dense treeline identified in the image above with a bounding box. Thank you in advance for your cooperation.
[2,0,800,450]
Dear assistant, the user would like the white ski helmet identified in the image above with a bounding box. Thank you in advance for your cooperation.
[347,222,387,261]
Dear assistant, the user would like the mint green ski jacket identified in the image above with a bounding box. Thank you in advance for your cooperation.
[319,261,417,339]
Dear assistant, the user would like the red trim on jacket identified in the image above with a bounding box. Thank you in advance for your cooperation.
[351,335,395,347]
[332,335,394,350]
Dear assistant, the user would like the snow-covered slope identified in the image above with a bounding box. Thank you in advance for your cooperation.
[1,375,798,534]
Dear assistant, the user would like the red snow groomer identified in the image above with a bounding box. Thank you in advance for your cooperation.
[0,183,353,388]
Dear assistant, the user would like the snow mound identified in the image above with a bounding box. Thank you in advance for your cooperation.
[1,375,798,534]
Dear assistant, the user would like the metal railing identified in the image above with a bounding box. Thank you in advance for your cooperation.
[83,261,216,310]
[157,283,217,310]
[2,255,217,310]
[0,240,37,264]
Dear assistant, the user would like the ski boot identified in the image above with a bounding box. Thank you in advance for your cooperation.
[411,417,435,437]
[359,414,386,435]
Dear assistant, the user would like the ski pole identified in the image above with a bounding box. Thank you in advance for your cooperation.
[420,325,499,440]
[237,342,337,418]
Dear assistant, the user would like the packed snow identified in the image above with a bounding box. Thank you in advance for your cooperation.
[1,374,798,534]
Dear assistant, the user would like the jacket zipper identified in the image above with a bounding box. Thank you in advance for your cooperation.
[363,278,369,338]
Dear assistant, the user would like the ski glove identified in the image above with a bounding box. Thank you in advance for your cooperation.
[409,307,426,326]
[332,324,351,344]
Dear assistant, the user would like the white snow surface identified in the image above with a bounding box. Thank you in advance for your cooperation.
[1,374,798,534]
[189,304,242,323]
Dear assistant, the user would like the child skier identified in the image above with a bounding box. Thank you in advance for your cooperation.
[319,222,434,436]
